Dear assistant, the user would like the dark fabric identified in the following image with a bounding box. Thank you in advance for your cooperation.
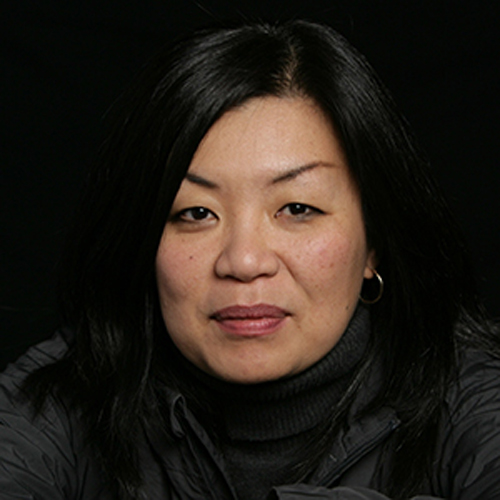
[1,331,500,499]
[182,306,370,500]
[184,305,370,441]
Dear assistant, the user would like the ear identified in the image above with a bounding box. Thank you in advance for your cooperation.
[363,249,378,279]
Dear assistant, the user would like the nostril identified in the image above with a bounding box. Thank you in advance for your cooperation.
[214,237,279,281]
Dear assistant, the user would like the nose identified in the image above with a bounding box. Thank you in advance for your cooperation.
[214,223,280,282]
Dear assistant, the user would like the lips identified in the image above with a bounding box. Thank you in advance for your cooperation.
[211,304,289,337]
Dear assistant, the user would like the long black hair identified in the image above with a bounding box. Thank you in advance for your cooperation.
[27,20,497,499]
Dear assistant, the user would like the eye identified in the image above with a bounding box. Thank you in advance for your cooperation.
[171,206,217,223]
[277,203,323,219]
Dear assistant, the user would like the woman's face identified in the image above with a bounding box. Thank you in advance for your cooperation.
[156,97,375,384]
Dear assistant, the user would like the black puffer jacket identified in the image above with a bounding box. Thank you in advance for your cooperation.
[1,332,500,499]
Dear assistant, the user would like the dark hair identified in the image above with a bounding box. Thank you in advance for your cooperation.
[28,19,497,499]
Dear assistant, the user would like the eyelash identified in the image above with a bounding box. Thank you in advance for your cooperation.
[171,203,323,224]
[277,203,324,219]
[171,206,217,223]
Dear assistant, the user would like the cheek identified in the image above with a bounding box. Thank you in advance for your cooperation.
[293,231,367,292]
[156,242,204,303]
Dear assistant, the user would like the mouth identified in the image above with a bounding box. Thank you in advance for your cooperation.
[210,304,289,337]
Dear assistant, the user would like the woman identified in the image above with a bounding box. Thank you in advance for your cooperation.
[1,20,499,500]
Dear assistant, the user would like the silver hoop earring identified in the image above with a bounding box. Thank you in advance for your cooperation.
[360,268,384,304]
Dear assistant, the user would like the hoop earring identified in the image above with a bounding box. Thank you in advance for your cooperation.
[360,268,384,304]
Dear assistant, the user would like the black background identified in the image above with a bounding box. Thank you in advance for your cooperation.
[2,1,499,370]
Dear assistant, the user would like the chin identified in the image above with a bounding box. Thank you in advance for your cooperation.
[208,361,296,385]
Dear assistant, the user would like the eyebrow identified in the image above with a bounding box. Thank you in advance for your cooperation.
[185,172,219,188]
[271,162,333,184]
[184,161,334,188]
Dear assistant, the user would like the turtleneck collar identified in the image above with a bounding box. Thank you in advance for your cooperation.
[177,305,371,442]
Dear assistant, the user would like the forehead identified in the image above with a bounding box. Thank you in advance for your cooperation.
[187,96,348,183]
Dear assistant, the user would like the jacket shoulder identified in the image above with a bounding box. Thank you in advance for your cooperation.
[1,330,70,381]
[0,331,111,499]
[437,347,500,498]
[446,348,500,414]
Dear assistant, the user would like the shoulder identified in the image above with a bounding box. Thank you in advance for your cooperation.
[1,329,71,382]
[442,347,500,449]
[0,330,71,423]
[437,347,500,498]
[446,347,500,415]
[0,331,110,499]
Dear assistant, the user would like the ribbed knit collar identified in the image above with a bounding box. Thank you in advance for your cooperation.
[177,305,371,442]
